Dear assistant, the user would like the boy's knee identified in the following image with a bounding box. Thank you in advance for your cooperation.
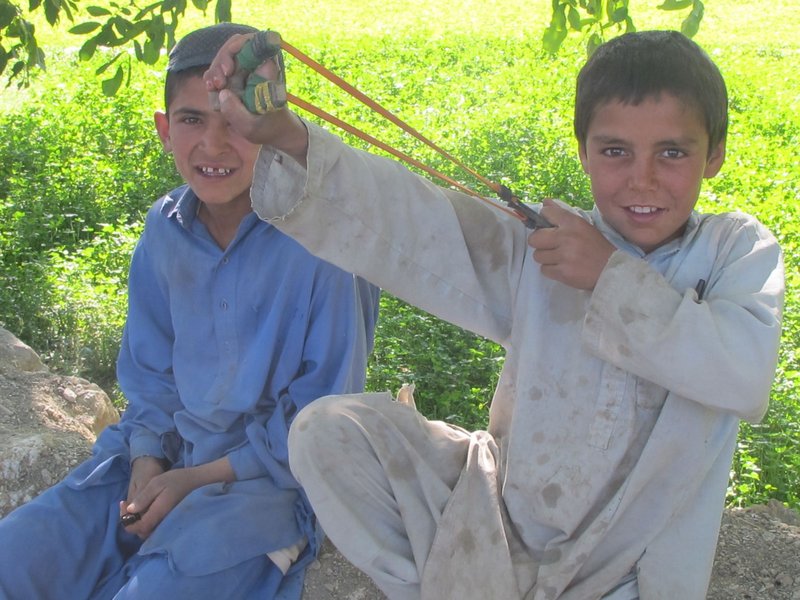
[291,392,391,438]
[288,392,391,480]
[290,394,350,443]
[289,394,349,476]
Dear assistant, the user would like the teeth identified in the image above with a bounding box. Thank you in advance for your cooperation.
[201,166,231,176]
[629,206,658,214]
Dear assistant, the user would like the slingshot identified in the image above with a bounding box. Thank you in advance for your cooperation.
[225,30,553,229]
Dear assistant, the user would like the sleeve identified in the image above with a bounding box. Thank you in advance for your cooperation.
[583,216,784,422]
[251,120,528,346]
[116,224,183,462]
[227,269,380,485]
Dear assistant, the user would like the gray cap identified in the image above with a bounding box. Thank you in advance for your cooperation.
[167,23,258,73]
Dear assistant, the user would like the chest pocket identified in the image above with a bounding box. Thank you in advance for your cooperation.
[588,367,667,450]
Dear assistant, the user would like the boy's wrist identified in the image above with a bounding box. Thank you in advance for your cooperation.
[131,454,169,470]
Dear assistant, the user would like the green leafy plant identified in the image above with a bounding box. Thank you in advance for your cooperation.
[1,1,797,511]
[367,295,503,430]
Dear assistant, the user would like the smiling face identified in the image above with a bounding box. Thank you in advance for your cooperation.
[579,94,725,254]
[154,74,260,213]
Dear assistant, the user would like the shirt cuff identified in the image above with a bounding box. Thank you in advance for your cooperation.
[251,124,317,222]
[583,249,681,362]
[129,428,166,461]
[227,444,270,481]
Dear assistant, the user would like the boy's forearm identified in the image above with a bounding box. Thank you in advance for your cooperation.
[187,456,236,486]
[266,109,309,167]
[584,248,782,420]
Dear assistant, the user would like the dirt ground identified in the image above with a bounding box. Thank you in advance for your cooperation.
[707,501,800,600]
[303,500,800,599]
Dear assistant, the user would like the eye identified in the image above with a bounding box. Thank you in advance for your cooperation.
[180,116,201,125]
[661,148,686,159]
[601,147,628,158]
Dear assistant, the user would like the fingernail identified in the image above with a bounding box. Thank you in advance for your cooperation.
[120,512,142,526]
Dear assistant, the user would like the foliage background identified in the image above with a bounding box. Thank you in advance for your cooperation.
[0,0,798,510]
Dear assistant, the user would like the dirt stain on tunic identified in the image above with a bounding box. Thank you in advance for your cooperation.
[456,528,477,555]
[541,483,562,508]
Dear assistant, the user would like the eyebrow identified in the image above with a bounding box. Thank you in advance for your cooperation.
[170,106,207,119]
[589,134,702,148]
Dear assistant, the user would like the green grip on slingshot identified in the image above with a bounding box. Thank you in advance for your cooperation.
[244,75,286,114]
[236,31,282,71]
[233,30,287,114]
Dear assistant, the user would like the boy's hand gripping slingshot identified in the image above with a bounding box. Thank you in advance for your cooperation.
[224,30,553,230]
[208,30,287,114]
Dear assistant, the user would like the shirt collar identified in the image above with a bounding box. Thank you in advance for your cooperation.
[163,185,201,230]
[590,205,700,261]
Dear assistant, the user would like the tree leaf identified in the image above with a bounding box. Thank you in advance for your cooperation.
[78,36,98,60]
[587,32,602,56]
[43,0,60,25]
[141,37,160,63]
[610,6,628,23]
[113,15,133,38]
[86,6,112,16]
[0,2,17,29]
[542,25,568,54]
[657,0,692,10]
[567,6,582,31]
[680,0,704,37]
[101,64,124,96]
[215,0,231,23]
[69,21,101,35]
[95,50,121,74]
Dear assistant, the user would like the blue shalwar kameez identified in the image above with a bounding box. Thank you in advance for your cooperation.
[0,185,380,599]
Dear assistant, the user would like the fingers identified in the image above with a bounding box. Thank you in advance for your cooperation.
[538,198,574,228]
[526,199,615,290]
[253,53,282,81]
[119,500,142,527]
[204,33,255,92]
[121,488,161,539]
[528,199,587,248]
[218,88,260,130]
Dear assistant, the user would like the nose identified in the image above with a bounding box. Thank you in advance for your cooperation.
[628,156,657,191]
[200,118,231,154]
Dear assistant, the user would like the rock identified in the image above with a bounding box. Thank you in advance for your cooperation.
[1,326,798,598]
[0,326,120,517]
[0,327,48,375]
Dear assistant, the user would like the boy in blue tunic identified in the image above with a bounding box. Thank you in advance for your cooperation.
[0,23,379,599]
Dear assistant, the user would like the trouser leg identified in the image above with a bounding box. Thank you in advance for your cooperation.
[110,552,282,600]
[288,392,470,600]
[0,469,137,600]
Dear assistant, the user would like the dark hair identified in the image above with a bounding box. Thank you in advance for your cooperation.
[164,65,206,113]
[574,30,728,154]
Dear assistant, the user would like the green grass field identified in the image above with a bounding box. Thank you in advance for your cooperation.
[2,0,798,509]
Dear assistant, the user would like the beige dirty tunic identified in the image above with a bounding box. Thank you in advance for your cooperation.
[252,122,784,599]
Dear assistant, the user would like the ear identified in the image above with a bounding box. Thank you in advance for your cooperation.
[703,141,726,179]
[578,142,590,173]
[154,111,172,153]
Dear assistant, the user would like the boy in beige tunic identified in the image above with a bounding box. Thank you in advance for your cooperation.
[205,30,784,599]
